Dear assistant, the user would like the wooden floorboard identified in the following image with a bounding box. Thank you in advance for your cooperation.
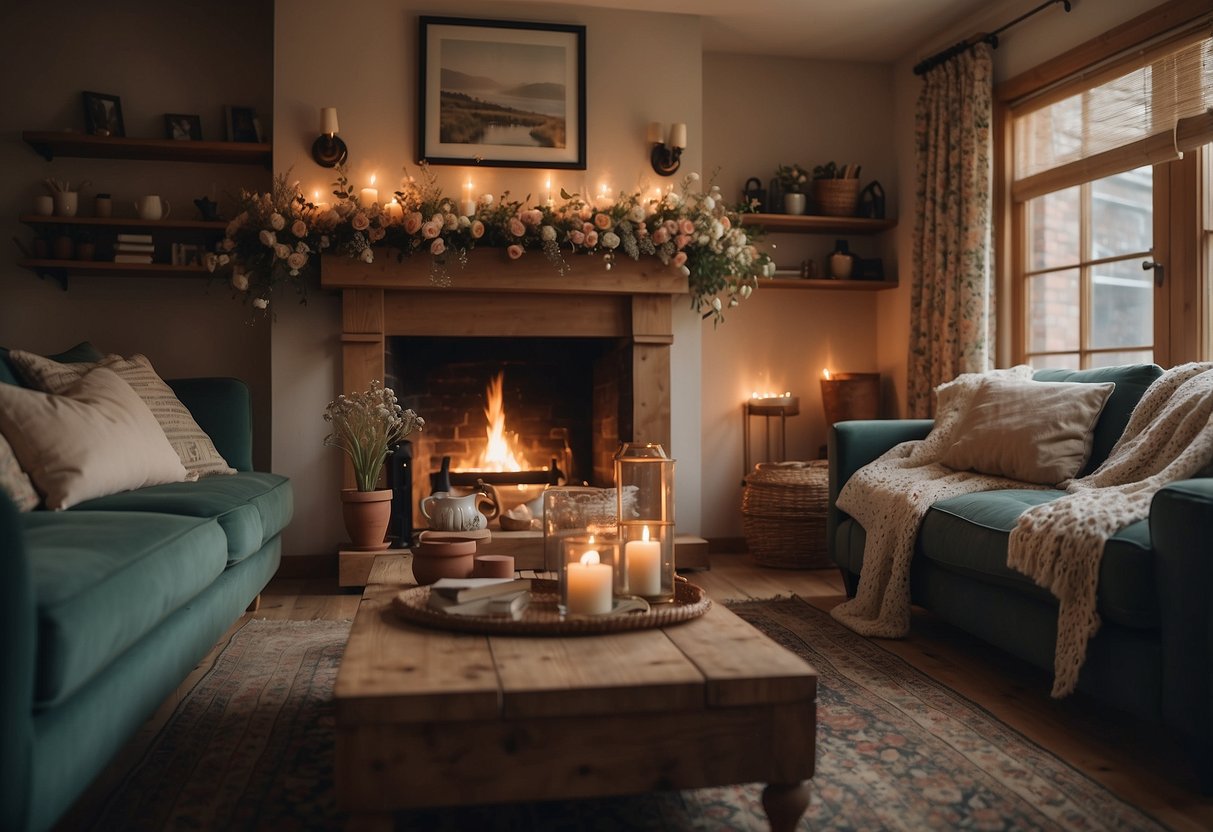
[58,552,1213,831]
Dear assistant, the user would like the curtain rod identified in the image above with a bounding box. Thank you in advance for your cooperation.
[913,0,1073,76]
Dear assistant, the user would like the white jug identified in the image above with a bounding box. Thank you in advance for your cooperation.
[134,195,171,221]
[419,489,500,532]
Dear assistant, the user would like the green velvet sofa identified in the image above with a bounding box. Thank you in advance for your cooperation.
[827,364,1213,783]
[0,344,293,832]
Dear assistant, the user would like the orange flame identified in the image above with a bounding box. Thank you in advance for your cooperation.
[478,371,526,472]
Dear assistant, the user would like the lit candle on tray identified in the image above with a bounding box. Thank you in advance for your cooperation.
[360,174,378,207]
[566,550,613,615]
[626,526,661,597]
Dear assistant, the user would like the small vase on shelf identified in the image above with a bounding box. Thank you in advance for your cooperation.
[783,192,806,216]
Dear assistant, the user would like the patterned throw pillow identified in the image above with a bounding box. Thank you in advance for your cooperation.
[9,351,236,479]
[0,431,40,511]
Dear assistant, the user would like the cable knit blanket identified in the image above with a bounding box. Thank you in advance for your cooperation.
[833,362,1213,698]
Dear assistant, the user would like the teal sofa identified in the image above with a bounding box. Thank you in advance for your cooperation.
[828,364,1213,782]
[0,345,292,832]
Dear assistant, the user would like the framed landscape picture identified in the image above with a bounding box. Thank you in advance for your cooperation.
[418,17,586,169]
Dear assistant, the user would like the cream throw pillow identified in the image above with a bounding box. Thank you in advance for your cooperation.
[10,351,235,478]
[0,431,39,512]
[0,368,189,509]
[940,379,1115,485]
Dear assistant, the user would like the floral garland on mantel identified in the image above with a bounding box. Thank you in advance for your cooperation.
[206,165,774,324]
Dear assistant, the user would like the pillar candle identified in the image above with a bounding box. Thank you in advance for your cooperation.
[462,180,476,217]
[386,200,404,222]
[626,526,661,597]
[566,550,613,615]
[360,175,378,207]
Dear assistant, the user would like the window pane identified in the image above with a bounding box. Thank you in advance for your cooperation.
[1090,167,1151,259]
[1028,269,1080,353]
[1088,350,1153,368]
[1029,353,1080,370]
[1091,259,1153,349]
[1028,187,1080,270]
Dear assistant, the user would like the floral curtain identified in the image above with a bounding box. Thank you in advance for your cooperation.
[907,45,994,417]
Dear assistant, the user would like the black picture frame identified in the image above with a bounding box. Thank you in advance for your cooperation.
[164,113,202,141]
[224,106,260,143]
[418,16,586,169]
[82,91,125,137]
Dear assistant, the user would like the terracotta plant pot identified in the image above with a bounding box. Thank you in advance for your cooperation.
[410,537,477,585]
[340,488,393,551]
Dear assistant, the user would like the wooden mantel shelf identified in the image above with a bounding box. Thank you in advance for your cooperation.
[22,131,272,167]
[320,251,688,296]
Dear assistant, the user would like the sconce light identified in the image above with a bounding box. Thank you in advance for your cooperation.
[312,107,348,168]
[648,121,686,177]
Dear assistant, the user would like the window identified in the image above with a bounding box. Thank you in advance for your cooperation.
[1001,20,1213,369]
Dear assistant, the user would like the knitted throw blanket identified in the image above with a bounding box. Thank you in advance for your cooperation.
[831,365,1039,637]
[833,362,1213,699]
[1009,362,1213,697]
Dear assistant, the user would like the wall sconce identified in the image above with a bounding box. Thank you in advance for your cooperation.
[648,121,686,177]
[312,107,348,168]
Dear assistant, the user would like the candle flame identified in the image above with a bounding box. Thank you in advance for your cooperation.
[579,550,600,566]
[369,173,376,186]
[545,177,551,189]
[313,190,320,201]
[641,525,650,543]
[823,368,831,380]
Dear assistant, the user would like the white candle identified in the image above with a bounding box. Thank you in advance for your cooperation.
[386,200,404,222]
[360,174,378,207]
[545,176,553,207]
[626,526,661,597]
[668,123,687,149]
[567,550,613,615]
[460,180,476,217]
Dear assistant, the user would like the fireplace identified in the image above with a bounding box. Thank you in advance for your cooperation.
[321,250,687,545]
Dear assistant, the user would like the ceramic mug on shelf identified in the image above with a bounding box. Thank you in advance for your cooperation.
[53,191,79,217]
[32,195,54,216]
[135,195,171,221]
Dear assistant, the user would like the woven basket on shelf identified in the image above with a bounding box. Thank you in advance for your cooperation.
[812,179,861,217]
[741,460,832,569]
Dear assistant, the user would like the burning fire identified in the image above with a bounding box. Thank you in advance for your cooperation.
[476,371,527,472]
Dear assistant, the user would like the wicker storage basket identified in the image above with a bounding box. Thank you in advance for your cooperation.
[812,179,861,216]
[741,460,832,569]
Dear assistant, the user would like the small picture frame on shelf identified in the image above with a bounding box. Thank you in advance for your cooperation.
[164,113,202,141]
[171,243,203,267]
[82,91,125,137]
[224,106,260,143]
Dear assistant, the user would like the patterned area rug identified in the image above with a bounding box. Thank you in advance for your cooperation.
[89,599,1167,831]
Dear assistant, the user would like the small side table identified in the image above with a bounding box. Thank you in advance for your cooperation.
[743,396,800,480]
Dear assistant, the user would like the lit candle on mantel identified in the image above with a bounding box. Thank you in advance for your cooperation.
[462,179,476,217]
[313,189,331,213]
[386,198,404,222]
[626,525,661,597]
[545,176,553,207]
[566,550,613,615]
[360,174,378,207]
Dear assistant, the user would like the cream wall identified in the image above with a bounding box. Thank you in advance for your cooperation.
[699,53,895,539]
[0,0,275,469]
[272,0,705,556]
[879,0,1175,416]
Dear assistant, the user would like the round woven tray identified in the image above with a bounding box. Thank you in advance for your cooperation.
[391,578,711,636]
[742,460,832,569]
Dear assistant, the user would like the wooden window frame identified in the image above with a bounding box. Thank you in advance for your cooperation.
[994,0,1210,368]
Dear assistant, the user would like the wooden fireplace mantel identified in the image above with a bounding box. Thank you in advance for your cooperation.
[323,252,688,487]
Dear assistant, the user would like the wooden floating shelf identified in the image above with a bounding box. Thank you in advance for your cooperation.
[19,258,210,290]
[741,213,896,234]
[20,214,226,231]
[22,131,272,167]
[762,276,898,291]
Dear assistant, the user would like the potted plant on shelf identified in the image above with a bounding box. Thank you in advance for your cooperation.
[812,162,862,216]
[324,380,424,551]
[774,163,809,215]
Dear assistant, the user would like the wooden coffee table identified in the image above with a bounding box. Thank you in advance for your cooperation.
[334,555,817,831]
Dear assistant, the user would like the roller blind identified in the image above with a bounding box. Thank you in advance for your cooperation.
[1012,32,1213,202]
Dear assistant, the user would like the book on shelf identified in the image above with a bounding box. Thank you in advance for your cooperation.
[113,254,154,264]
[116,233,154,244]
[114,243,155,253]
[429,577,532,604]
[427,589,530,618]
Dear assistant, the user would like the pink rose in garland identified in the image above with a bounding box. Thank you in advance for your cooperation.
[507,244,524,260]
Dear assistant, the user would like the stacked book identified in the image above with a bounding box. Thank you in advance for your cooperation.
[113,233,154,264]
[426,578,532,618]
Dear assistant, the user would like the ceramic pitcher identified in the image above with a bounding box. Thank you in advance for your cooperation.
[419,488,500,532]
[135,195,171,221]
